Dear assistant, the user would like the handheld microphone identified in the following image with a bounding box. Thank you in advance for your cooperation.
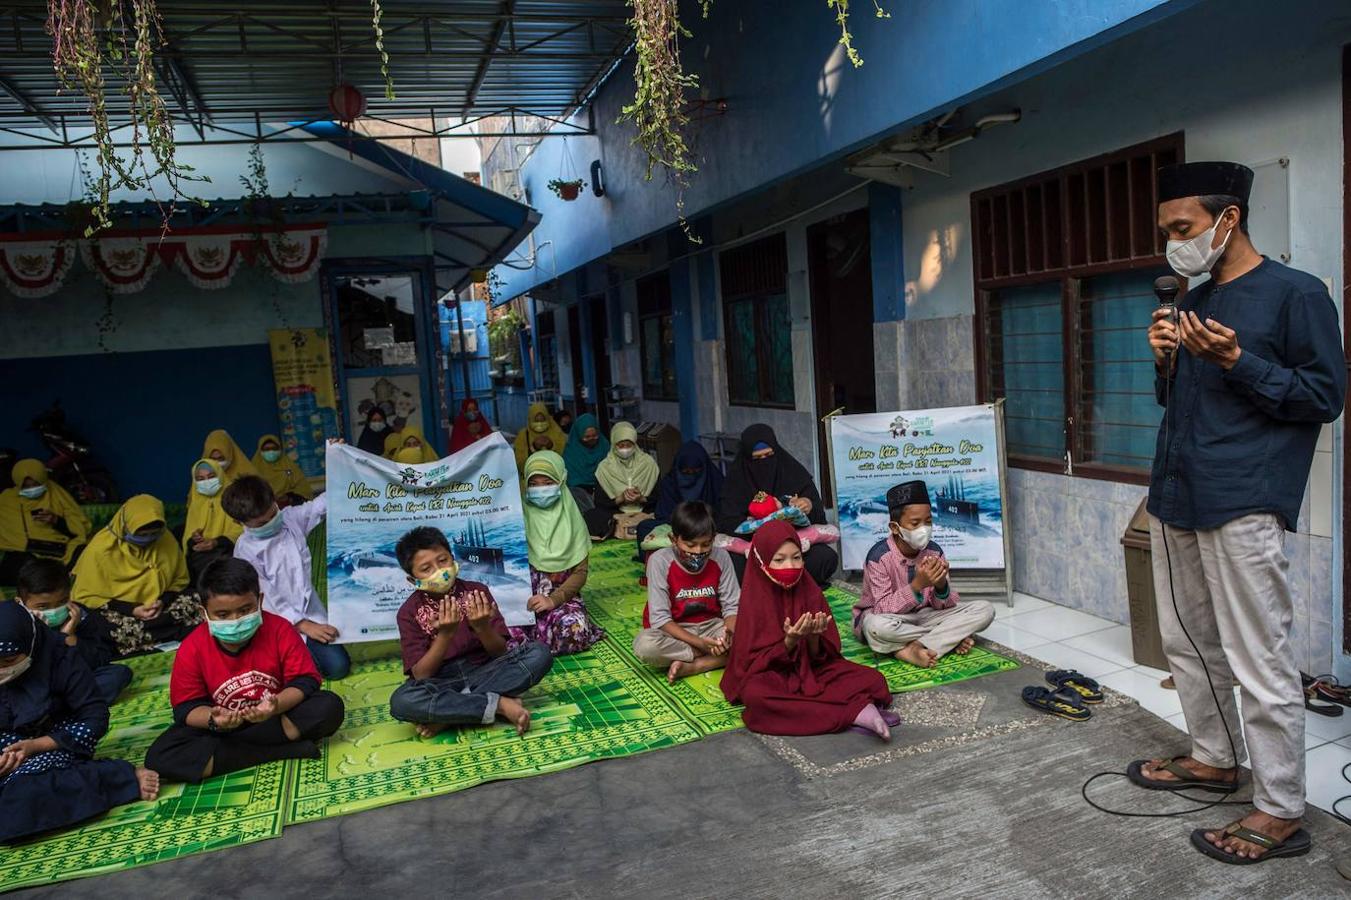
[1153,275,1180,323]
[1156,277,1178,325]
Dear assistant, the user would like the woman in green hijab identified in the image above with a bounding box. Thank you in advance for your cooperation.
[584,422,660,539]
[560,412,609,511]
[513,451,604,654]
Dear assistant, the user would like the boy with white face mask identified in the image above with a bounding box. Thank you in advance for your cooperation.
[850,480,993,669]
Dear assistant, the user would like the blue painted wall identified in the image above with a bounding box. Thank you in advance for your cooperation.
[494,0,1190,301]
[0,344,279,501]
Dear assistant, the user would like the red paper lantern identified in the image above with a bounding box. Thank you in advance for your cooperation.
[328,83,366,126]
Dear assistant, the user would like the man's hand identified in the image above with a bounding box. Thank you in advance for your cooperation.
[31,509,58,526]
[912,557,944,591]
[210,706,244,731]
[526,594,555,614]
[298,620,339,643]
[464,591,496,631]
[931,557,950,591]
[434,597,463,635]
[1148,307,1180,371]
[241,693,279,724]
[132,600,162,621]
[1178,311,1242,370]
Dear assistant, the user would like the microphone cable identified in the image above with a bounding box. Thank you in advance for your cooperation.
[1080,298,1247,819]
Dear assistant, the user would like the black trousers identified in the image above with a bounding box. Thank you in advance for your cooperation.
[728,543,838,587]
[144,690,346,783]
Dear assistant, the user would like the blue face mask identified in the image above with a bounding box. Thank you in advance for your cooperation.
[208,609,263,644]
[125,530,161,547]
[246,508,285,540]
[526,485,562,508]
[676,548,710,573]
[18,484,47,500]
[195,477,222,497]
[261,449,282,464]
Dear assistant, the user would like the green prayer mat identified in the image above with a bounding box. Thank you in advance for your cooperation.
[287,640,701,823]
[583,540,1020,735]
[0,653,293,893]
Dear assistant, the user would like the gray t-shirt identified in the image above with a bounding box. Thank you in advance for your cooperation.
[643,546,740,629]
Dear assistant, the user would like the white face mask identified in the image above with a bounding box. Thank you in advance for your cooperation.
[896,524,932,552]
[18,484,47,500]
[0,655,32,686]
[616,447,636,460]
[369,420,387,433]
[1166,209,1234,278]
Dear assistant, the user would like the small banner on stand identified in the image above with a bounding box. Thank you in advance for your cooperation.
[268,328,341,478]
[829,404,1008,571]
[324,436,535,643]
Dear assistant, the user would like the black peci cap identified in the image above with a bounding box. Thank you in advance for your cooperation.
[887,480,930,512]
[1157,161,1254,204]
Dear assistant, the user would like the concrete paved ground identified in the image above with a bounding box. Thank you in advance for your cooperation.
[20,655,1351,899]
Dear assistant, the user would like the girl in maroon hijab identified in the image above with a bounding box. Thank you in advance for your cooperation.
[448,399,493,454]
[721,519,893,738]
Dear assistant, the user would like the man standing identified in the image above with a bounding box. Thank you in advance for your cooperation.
[1132,161,1345,863]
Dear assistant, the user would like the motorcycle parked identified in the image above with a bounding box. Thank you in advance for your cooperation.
[30,402,119,503]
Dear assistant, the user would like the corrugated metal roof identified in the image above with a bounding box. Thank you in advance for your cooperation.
[0,1,632,131]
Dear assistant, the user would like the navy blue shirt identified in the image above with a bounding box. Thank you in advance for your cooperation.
[1148,259,1345,531]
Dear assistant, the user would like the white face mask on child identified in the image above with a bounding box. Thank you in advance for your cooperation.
[896,524,932,551]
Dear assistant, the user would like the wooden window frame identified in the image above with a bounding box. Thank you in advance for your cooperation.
[637,271,678,402]
[972,133,1184,485]
[720,233,794,410]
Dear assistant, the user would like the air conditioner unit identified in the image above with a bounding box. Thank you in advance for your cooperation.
[448,328,478,355]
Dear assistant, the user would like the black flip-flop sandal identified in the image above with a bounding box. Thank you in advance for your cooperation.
[1304,682,1344,717]
[1125,756,1239,793]
[1046,669,1104,704]
[1190,822,1311,865]
[1021,685,1091,722]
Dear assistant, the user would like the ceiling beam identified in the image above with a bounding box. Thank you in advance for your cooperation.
[0,73,56,132]
[462,0,512,118]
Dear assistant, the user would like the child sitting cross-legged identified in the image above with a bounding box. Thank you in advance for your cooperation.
[389,526,553,738]
[144,558,346,783]
[17,559,132,704]
[633,501,740,683]
[850,480,994,668]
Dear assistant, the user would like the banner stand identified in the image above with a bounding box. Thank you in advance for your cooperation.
[826,402,1014,609]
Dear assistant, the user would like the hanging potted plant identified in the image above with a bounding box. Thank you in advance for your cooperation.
[548,178,585,201]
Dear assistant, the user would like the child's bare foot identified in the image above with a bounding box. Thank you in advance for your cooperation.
[667,655,726,683]
[497,696,532,735]
[954,637,975,655]
[415,722,449,739]
[896,642,937,668]
[852,703,891,741]
[135,766,160,801]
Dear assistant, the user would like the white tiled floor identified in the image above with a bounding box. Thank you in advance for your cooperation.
[989,592,1351,816]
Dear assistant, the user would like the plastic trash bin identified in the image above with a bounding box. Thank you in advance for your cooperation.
[1121,499,1169,670]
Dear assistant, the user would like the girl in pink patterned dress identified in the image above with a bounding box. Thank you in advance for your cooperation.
[512,451,604,654]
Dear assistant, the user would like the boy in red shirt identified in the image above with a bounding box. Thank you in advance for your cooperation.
[633,502,740,682]
[144,558,345,783]
[389,527,552,738]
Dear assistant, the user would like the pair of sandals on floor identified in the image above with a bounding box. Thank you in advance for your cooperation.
[1025,669,1310,865]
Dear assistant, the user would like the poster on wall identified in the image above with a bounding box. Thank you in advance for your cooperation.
[345,373,426,442]
[829,405,1006,571]
[268,328,341,478]
[324,434,535,643]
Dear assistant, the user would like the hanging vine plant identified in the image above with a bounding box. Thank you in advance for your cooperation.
[619,0,889,236]
[369,0,396,100]
[46,0,207,235]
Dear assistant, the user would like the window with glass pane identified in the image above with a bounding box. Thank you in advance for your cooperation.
[720,233,793,408]
[334,274,420,369]
[1075,270,1167,469]
[638,272,676,400]
[983,283,1065,460]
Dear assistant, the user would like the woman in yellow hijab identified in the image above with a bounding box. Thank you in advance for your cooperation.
[0,460,91,580]
[71,494,199,657]
[251,434,313,505]
[384,425,438,464]
[183,458,243,583]
[513,402,568,472]
[200,428,258,485]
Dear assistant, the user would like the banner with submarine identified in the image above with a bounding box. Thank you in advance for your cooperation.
[829,405,1006,571]
[324,434,534,642]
